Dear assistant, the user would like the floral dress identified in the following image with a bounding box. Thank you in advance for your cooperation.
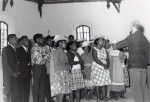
[91,47,111,86]
[49,48,71,97]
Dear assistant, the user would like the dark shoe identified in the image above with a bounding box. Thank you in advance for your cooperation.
[103,98,108,101]
[115,96,119,100]
[120,95,126,98]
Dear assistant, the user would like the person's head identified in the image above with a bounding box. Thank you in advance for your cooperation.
[131,20,144,33]
[81,42,91,53]
[68,35,75,42]
[57,40,67,49]
[94,37,104,48]
[7,34,18,46]
[104,39,111,49]
[68,41,77,51]
[20,36,29,47]
[45,35,54,46]
[33,33,44,46]
[82,46,91,53]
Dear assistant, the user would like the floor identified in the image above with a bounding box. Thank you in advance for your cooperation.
[0,68,134,102]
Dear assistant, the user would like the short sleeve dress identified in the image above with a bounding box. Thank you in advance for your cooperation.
[91,47,111,86]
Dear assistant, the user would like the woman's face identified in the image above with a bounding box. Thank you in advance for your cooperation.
[60,40,66,49]
[83,46,89,52]
[71,42,77,51]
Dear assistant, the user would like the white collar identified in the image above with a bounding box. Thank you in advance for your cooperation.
[10,44,16,51]
[22,45,28,52]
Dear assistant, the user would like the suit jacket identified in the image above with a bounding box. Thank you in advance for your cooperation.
[2,45,19,79]
[116,30,149,69]
[17,46,31,78]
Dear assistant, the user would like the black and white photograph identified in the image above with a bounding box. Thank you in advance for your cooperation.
[0,0,150,102]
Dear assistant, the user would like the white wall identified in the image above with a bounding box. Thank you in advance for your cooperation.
[0,0,150,43]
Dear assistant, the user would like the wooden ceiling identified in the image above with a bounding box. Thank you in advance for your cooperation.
[2,0,122,17]
[25,0,102,4]
[25,0,122,17]
[25,0,121,4]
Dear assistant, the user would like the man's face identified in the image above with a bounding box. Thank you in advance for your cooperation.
[10,36,18,46]
[69,37,74,41]
[37,37,45,46]
[98,38,104,46]
[22,37,29,47]
[47,38,53,46]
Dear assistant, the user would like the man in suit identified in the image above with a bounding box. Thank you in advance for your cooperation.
[115,20,150,102]
[17,36,31,102]
[2,34,21,102]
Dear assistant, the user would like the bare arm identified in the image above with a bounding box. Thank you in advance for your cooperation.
[92,49,108,69]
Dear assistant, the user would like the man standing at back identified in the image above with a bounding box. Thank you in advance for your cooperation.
[114,20,150,102]
[17,36,31,102]
[2,34,21,102]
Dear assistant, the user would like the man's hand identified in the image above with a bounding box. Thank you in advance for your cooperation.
[104,65,109,70]
[13,72,21,78]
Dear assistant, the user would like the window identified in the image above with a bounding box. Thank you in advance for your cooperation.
[76,25,90,42]
[0,21,8,54]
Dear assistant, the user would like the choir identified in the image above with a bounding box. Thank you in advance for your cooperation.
[1,20,150,102]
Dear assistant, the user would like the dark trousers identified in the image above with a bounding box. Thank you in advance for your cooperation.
[32,65,47,102]
[129,68,150,102]
[46,74,54,102]
[20,76,31,102]
[3,77,22,102]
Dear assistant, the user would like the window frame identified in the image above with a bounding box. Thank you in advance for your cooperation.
[0,21,8,55]
[76,25,91,42]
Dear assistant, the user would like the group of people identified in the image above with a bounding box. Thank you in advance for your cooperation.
[2,20,150,102]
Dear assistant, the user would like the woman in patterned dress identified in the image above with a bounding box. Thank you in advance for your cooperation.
[67,41,85,102]
[49,37,71,102]
[109,48,126,100]
[91,37,111,101]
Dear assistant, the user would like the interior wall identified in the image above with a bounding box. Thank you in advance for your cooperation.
[0,0,150,42]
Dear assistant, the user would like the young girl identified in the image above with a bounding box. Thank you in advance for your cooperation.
[67,41,85,102]
[81,41,94,100]
[91,37,111,102]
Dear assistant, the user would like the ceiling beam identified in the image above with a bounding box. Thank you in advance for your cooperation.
[112,2,120,13]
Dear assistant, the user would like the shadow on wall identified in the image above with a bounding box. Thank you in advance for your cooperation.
[0,57,2,69]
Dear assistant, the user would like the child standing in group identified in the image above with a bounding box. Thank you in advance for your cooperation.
[81,41,94,100]
[67,41,85,102]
